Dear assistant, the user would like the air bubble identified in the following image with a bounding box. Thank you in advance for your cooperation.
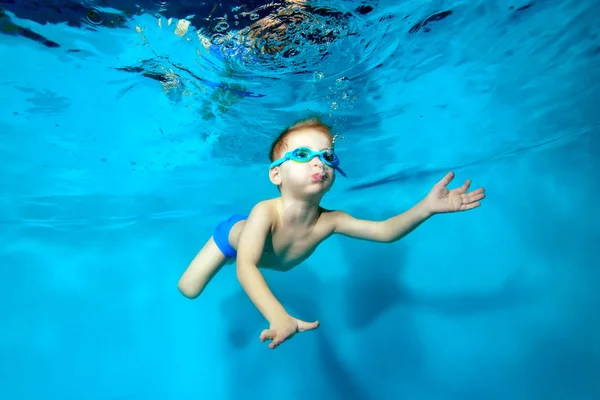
[287,22,297,34]
[214,21,230,33]
[151,0,168,13]
[210,34,226,46]
[335,77,349,89]
[84,7,103,26]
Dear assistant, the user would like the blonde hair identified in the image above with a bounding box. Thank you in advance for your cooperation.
[269,117,333,162]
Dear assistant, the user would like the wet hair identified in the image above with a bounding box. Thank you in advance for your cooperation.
[269,117,334,162]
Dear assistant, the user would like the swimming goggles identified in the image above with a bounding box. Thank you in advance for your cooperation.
[270,147,347,177]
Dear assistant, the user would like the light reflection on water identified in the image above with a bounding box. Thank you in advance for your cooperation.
[0,0,598,194]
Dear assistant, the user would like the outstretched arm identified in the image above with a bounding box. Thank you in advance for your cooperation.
[333,171,485,243]
[236,202,285,322]
[333,200,431,243]
[236,201,319,349]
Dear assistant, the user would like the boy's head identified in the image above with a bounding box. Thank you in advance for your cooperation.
[268,118,345,199]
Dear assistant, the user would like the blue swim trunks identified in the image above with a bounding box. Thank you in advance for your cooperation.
[213,214,248,258]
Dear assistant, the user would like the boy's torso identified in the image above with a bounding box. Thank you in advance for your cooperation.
[231,199,337,271]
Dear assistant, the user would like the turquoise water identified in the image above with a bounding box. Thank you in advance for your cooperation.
[1,1,599,399]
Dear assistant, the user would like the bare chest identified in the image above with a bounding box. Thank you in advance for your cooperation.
[259,223,332,271]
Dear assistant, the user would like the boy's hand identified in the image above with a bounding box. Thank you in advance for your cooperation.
[424,171,485,214]
[259,313,319,350]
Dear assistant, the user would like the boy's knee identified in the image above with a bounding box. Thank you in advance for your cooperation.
[177,279,200,299]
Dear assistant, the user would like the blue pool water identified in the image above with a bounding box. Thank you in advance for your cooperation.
[1,1,599,399]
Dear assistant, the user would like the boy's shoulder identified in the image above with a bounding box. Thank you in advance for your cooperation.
[319,207,345,217]
[249,198,348,227]
[317,207,347,229]
[249,197,281,219]
[254,197,280,209]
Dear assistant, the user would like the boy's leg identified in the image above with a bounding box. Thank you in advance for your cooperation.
[178,237,230,299]
[177,215,247,298]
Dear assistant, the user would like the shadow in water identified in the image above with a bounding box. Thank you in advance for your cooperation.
[218,289,263,350]
[314,334,369,400]
[218,230,529,398]
[219,265,371,399]
[347,127,593,192]
[341,240,407,330]
[341,237,527,330]
[218,267,321,350]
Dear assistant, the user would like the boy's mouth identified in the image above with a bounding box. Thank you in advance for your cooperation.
[312,173,325,182]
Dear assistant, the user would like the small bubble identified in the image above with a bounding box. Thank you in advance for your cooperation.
[85,8,103,26]
[210,34,226,45]
[175,19,190,37]
[214,21,230,33]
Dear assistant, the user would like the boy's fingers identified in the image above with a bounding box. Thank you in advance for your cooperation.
[438,171,454,187]
[263,320,319,349]
[461,202,480,211]
[269,334,287,349]
[260,329,275,342]
[469,188,485,199]
[470,192,485,202]
[297,320,320,332]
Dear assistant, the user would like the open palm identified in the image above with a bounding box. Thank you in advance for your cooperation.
[425,171,485,214]
[259,314,319,350]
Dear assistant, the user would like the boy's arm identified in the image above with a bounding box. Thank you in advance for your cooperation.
[333,172,484,243]
[332,200,432,243]
[235,202,288,323]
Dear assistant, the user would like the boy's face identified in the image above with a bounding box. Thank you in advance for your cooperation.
[271,128,337,197]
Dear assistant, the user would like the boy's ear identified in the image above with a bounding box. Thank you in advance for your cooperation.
[269,167,282,186]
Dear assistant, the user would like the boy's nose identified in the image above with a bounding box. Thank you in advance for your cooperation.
[311,156,324,167]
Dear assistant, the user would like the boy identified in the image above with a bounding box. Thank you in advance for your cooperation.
[178,118,485,350]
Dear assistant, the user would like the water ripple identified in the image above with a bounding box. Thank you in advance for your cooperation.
[1,0,598,197]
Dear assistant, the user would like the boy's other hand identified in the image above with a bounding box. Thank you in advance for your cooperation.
[259,313,319,350]
[425,171,485,214]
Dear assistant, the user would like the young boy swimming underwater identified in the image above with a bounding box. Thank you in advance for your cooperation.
[178,118,485,350]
